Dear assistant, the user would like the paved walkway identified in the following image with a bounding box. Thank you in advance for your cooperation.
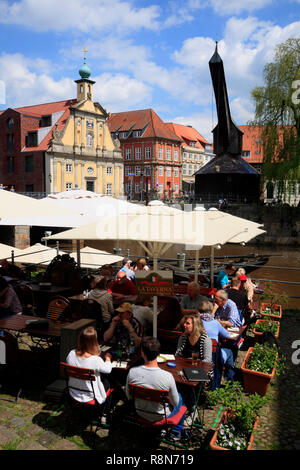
[0,310,299,451]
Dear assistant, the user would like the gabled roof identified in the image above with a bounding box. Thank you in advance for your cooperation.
[165,122,209,149]
[107,109,182,142]
[195,154,258,175]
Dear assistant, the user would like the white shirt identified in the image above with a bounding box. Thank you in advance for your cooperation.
[66,349,112,404]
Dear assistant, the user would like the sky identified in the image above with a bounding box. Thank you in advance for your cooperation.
[0,0,299,141]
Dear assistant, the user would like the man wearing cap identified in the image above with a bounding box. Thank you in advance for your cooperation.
[120,258,135,282]
[103,302,142,348]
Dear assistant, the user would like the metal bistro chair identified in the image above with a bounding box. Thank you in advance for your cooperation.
[127,383,189,450]
[60,361,114,447]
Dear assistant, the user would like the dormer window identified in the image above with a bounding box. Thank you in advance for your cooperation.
[26,132,38,147]
[6,117,14,130]
[189,141,196,147]
[40,115,51,127]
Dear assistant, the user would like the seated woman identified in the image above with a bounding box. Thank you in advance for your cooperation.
[175,314,213,412]
[66,326,113,422]
[0,277,22,317]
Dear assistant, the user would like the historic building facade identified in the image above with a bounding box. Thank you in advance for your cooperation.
[107,109,182,200]
[0,59,123,197]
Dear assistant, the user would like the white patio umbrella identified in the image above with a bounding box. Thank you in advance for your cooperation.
[69,246,123,269]
[14,243,66,266]
[0,190,80,219]
[0,243,22,261]
[44,205,265,336]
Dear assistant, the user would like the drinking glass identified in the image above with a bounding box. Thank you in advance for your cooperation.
[192,352,199,366]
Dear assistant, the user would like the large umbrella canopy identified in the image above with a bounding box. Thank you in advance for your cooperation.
[44,206,265,336]
[69,246,123,269]
[0,243,22,260]
[0,190,143,227]
[14,243,66,266]
[0,190,79,219]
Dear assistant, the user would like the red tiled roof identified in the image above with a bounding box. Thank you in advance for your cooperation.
[165,122,209,149]
[107,109,182,142]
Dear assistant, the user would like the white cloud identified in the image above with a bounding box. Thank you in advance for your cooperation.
[209,0,273,15]
[172,111,215,142]
[0,0,161,33]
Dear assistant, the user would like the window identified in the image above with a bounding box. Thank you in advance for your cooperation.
[66,182,72,190]
[106,183,112,195]
[125,166,131,177]
[6,118,14,130]
[25,184,34,192]
[7,157,14,173]
[189,164,193,176]
[135,166,141,176]
[26,132,37,147]
[25,155,34,173]
[174,149,179,161]
[135,147,141,160]
[87,167,94,174]
[194,165,198,173]
[158,147,163,160]
[159,183,163,194]
[125,182,131,193]
[182,164,186,176]
[7,134,14,151]
[174,183,179,193]
[86,120,94,129]
[159,166,163,177]
[166,148,171,160]
[125,148,131,160]
[66,163,72,173]
[255,150,260,155]
[189,141,196,147]
[242,150,251,157]
[87,133,93,147]
[40,115,51,127]
[166,167,171,177]
[145,166,151,176]
[107,166,113,175]
[133,130,142,138]
[135,183,140,193]
[145,147,151,159]
[174,167,179,177]
[119,132,127,139]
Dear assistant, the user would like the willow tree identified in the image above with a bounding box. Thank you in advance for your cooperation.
[250,37,300,202]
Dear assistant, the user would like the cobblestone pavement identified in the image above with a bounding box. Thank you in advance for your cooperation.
[0,310,299,451]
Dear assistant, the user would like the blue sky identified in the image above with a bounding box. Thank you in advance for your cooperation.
[0,0,299,140]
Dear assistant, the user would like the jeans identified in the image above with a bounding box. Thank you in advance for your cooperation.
[221,348,235,381]
[168,392,186,435]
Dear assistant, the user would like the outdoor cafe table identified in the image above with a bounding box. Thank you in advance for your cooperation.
[0,314,70,339]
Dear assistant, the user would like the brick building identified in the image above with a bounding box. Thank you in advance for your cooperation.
[107,109,182,200]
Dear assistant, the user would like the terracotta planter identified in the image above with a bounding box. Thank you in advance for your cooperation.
[241,347,277,396]
[253,320,280,343]
[260,303,282,320]
[209,411,259,450]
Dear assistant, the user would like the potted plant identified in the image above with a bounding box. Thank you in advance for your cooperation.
[259,282,288,320]
[253,319,280,343]
[240,343,285,396]
[207,382,268,450]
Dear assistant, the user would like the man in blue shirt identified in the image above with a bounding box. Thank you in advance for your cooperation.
[120,258,135,282]
[213,290,242,328]
[216,263,236,290]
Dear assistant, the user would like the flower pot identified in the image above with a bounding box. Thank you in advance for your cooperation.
[253,320,280,343]
[260,303,282,320]
[209,411,259,450]
[241,347,277,396]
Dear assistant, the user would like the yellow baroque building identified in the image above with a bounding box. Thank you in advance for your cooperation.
[45,60,123,196]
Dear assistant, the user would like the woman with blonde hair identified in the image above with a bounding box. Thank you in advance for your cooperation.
[235,267,256,302]
[175,314,212,364]
[66,326,113,421]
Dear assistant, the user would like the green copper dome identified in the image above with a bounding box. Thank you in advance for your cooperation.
[79,58,91,79]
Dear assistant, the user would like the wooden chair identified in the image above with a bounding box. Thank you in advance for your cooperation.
[127,383,188,449]
[60,361,114,447]
[46,296,70,322]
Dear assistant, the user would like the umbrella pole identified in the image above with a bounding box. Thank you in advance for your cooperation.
[210,246,214,288]
[194,249,199,282]
[76,240,81,269]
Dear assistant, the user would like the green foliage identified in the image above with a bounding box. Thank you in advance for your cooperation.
[246,343,286,377]
[250,37,300,196]
[207,381,268,439]
[254,319,279,335]
[261,281,288,309]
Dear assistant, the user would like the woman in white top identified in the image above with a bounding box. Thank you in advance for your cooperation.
[66,326,113,408]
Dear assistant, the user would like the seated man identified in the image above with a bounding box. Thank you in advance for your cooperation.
[180,281,208,316]
[0,277,22,317]
[227,277,250,324]
[126,336,187,441]
[213,290,242,328]
[103,302,142,349]
[132,295,153,335]
[215,263,236,290]
[110,270,136,301]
